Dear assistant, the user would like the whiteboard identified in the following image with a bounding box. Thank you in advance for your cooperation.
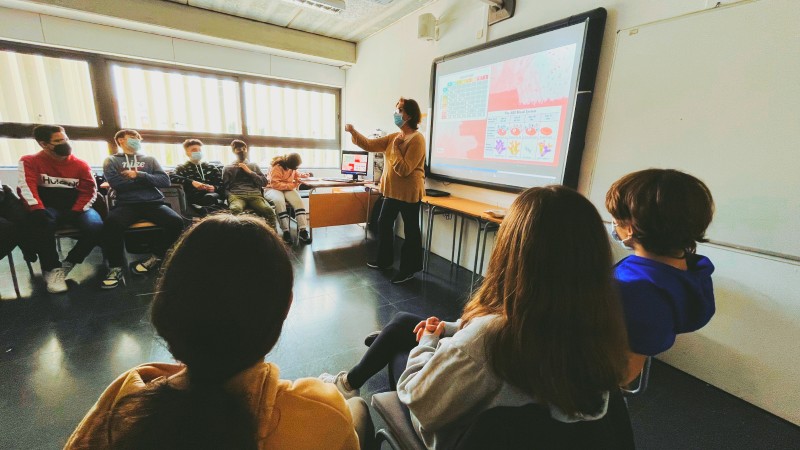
[587,0,800,259]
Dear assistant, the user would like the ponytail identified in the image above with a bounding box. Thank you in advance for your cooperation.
[111,380,258,450]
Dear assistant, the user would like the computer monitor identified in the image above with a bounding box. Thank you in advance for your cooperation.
[341,150,369,181]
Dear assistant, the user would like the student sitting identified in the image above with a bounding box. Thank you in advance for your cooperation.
[0,185,36,263]
[17,125,101,293]
[222,140,277,230]
[101,129,184,289]
[266,153,311,244]
[606,168,716,383]
[321,185,629,449]
[170,139,223,216]
[64,215,363,450]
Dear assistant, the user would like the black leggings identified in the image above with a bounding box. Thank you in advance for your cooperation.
[347,312,424,390]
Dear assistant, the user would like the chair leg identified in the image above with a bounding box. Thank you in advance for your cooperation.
[8,252,21,299]
[375,428,402,450]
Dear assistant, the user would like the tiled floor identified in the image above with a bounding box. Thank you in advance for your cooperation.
[1,225,798,449]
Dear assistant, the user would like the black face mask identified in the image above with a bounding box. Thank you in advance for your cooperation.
[52,143,72,156]
[236,152,247,162]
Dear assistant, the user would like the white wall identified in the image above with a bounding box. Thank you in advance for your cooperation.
[345,0,800,424]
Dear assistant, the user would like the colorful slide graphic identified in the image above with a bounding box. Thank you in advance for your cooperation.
[433,43,577,167]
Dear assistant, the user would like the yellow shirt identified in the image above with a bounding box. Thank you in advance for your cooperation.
[64,362,360,450]
[353,131,426,203]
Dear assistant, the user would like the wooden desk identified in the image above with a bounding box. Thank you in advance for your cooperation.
[302,180,380,239]
[422,195,504,287]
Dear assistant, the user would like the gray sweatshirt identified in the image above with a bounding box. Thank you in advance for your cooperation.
[222,162,268,197]
[103,152,170,205]
[397,314,610,449]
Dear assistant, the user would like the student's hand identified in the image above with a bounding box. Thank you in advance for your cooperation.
[414,317,445,342]
[205,184,215,192]
[238,163,253,173]
[191,180,203,189]
[121,170,138,179]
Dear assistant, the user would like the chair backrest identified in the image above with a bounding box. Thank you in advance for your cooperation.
[161,184,188,217]
[453,389,635,450]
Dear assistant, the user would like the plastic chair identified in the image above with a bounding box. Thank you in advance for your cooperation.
[621,355,652,396]
[2,250,34,299]
[371,392,426,450]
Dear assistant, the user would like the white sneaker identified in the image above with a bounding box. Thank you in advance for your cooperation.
[131,255,161,275]
[62,261,75,278]
[102,267,125,289]
[44,267,68,293]
[319,371,359,399]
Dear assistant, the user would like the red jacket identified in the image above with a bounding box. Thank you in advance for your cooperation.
[17,151,97,212]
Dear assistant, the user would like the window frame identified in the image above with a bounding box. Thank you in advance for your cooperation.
[0,39,342,165]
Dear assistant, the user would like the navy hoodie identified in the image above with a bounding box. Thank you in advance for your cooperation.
[614,254,715,355]
[103,152,170,205]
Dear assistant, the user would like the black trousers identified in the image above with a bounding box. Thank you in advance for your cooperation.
[103,203,184,267]
[347,312,424,390]
[376,198,423,273]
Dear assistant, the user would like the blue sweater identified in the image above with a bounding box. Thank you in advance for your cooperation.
[614,254,715,355]
[103,153,170,205]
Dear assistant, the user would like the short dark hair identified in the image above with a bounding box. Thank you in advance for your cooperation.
[115,129,141,146]
[230,139,247,151]
[183,139,204,149]
[402,98,422,130]
[33,125,64,144]
[605,169,715,256]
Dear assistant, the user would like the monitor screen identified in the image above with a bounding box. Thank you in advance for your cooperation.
[427,9,606,191]
[341,150,369,176]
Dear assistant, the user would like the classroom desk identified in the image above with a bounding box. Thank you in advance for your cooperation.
[422,195,503,287]
[301,180,380,239]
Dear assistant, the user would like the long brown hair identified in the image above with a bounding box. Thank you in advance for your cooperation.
[111,214,294,449]
[461,186,628,416]
[271,153,302,170]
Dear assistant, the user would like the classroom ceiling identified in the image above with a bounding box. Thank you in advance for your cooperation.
[163,0,436,43]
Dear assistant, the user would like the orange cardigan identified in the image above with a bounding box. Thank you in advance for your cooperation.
[352,131,426,203]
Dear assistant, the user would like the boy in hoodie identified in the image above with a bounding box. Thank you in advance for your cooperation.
[101,129,184,289]
[17,125,101,294]
[606,169,716,383]
[170,138,223,216]
[222,140,277,230]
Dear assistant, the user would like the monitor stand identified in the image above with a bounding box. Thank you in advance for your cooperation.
[351,174,359,182]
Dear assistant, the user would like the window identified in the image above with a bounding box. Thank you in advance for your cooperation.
[244,82,337,140]
[0,138,109,168]
[0,50,97,126]
[113,65,241,134]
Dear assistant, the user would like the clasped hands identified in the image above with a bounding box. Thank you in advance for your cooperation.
[191,180,215,192]
[414,316,446,342]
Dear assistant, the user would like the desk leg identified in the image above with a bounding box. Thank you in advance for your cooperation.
[470,218,484,289]
[456,216,465,270]
[478,224,499,277]
[364,186,371,240]
[450,214,458,269]
[423,205,437,272]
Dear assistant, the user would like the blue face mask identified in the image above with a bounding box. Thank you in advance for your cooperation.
[610,222,634,250]
[127,138,141,152]
[393,112,405,128]
[190,151,203,162]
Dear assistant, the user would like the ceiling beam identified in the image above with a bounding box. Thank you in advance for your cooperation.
[3,0,356,64]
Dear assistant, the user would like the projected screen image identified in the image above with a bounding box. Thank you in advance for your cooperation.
[429,21,591,190]
[342,151,369,175]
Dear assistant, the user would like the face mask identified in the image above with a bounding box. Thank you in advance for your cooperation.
[236,151,247,162]
[52,142,72,156]
[393,112,405,128]
[190,151,203,162]
[127,138,142,152]
[610,223,635,250]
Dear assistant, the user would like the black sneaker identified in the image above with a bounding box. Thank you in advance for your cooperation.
[299,229,312,244]
[282,230,293,245]
[367,261,392,270]
[391,271,416,284]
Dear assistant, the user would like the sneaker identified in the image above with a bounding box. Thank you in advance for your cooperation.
[367,261,392,270]
[131,255,161,275]
[282,230,293,245]
[299,229,312,244]
[364,330,380,347]
[101,267,125,289]
[318,371,359,400]
[391,271,416,284]
[44,267,68,293]
[61,261,75,278]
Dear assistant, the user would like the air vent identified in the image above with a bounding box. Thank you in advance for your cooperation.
[281,0,345,14]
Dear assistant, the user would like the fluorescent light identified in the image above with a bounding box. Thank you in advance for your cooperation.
[282,0,346,14]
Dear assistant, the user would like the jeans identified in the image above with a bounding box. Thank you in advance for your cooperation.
[376,198,423,274]
[27,207,104,271]
[103,203,184,268]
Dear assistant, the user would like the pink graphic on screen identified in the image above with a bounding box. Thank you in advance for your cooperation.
[433,44,576,167]
[342,154,368,173]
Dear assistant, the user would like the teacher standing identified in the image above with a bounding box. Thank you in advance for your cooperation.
[346,97,426,284]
